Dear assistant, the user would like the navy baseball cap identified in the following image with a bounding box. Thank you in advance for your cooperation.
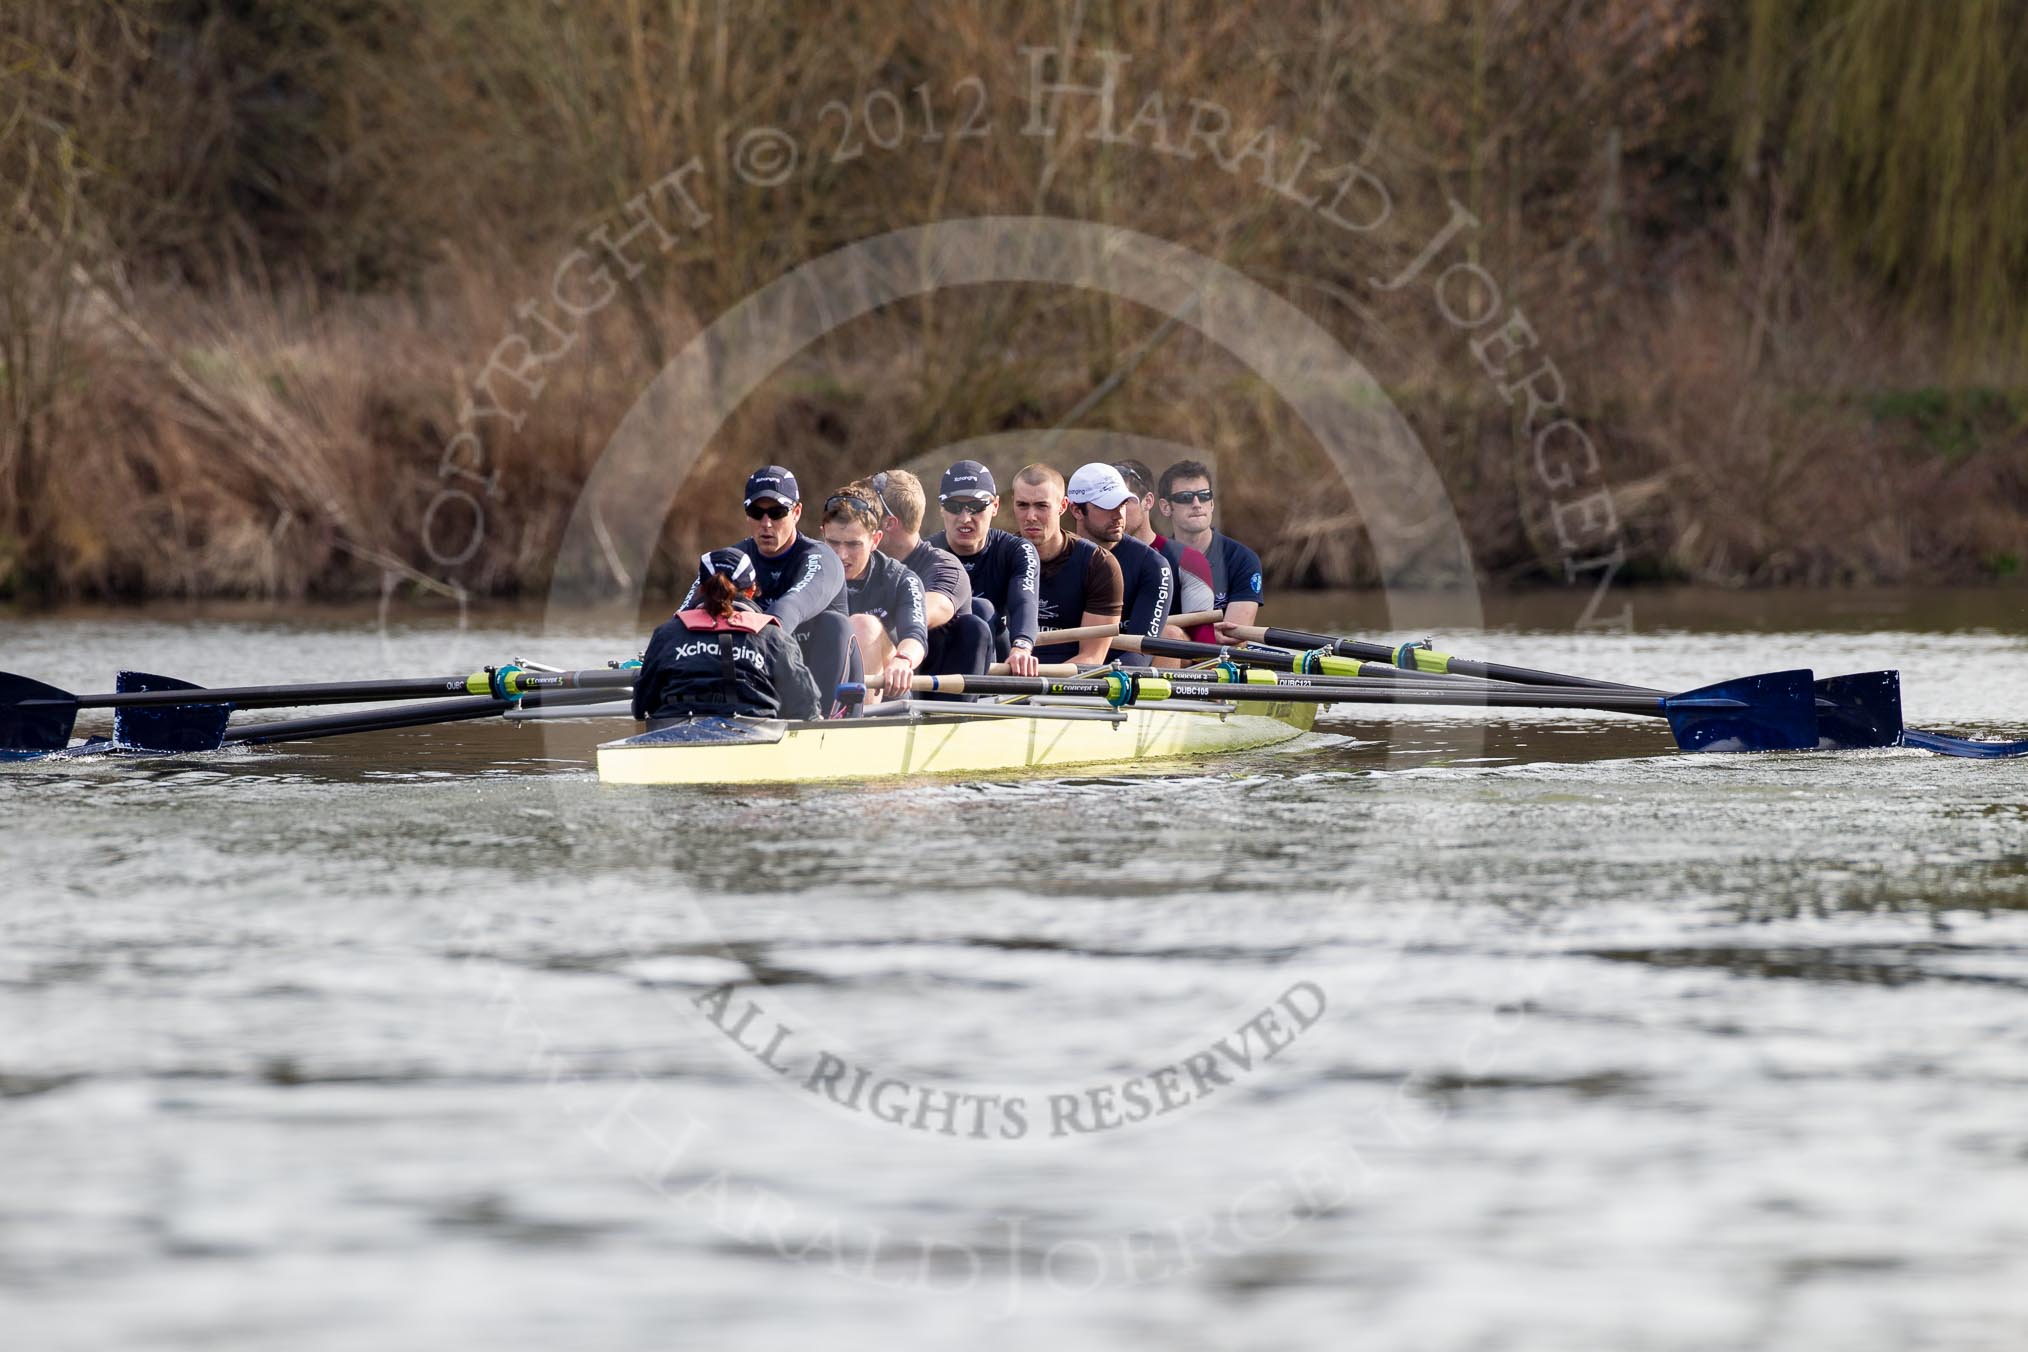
[742,465,800,506]
[697,547,757,588]
[938,460,996,503]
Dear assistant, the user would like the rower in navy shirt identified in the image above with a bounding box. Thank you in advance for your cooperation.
[682,465,859,714]
[923,460,1042,677]
[863,468,992,679]
[818,488,927,700]
[1157,459,1264,629]
[1010,463,1122,665]
[1117,456,1218,649]
[1066,462,1171,667]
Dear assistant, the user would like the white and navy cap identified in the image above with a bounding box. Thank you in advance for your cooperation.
[938,460,996,503]
[1066,462,1133,510]
[698,547,757,588]
[743,465,800,506]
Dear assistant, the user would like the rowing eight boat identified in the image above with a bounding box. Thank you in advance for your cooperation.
[595,697,1317,785]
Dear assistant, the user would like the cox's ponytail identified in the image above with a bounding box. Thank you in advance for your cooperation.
[697,570,742,618]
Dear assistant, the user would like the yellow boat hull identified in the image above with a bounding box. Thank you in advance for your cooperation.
[596,699,1316,786]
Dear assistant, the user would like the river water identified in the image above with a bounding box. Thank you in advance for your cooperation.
[4,588,2026,1350]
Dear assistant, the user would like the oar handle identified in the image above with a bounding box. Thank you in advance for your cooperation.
[985,662,1084,676]
[1033,622,1122,646]
[1030,616,1220,650]
[1166,609,1223,629]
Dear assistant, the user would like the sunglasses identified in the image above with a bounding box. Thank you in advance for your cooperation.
[942,499,991,516]
[824,493,877,514]
[1165,489,1214,505]
[745,501,794,520]
[868,471,897,520]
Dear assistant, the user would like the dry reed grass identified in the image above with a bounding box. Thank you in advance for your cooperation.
[2,0,2024,600]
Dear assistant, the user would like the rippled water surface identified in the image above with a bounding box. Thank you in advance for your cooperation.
[4,589,2027,1350]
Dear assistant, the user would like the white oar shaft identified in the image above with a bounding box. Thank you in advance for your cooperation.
[985,662,1083,676]
[1032,622,1121,645]
[1032,612,1220,650]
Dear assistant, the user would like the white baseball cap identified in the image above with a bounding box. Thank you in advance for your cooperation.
[1065,462,1133,510]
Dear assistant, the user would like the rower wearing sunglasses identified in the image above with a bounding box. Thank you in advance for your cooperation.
[924,460,1043,677]
[818,489,927,700]
[1116,457,1218,646]
[681,466,860,715]
[862,469,995,680]
[1157,459,1264,630]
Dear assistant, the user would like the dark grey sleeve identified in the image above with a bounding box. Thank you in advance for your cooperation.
[1006,537,1041,648]
[762,543,845,633]
[929,550,971,615]
[764,625,822,721]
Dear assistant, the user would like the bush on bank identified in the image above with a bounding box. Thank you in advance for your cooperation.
[2,0,2024,600]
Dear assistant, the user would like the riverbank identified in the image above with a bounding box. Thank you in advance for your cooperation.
[6,2,2026,602]
[4,264,2024,604]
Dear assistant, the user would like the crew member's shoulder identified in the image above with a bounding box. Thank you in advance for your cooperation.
[1115,533,1163,568]
[909,539,962,576]
[1216,532,1262,570]
[1215,532,1264,599]
[870,549,908,584]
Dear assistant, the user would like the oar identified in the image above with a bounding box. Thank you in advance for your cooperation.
[1109,633,1495,684]
[1227,624,2022,759]
[223,696,514,746]
[0,662,629,717]
[0,669,234,758]
[116,688,626,755]
[1033,622,1121,647]
[1223,624,1649,691]
[0,663,636,758]
[908,669,1821,752]
[1166,609,1223,629]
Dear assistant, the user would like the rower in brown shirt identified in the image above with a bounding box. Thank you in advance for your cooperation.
[1010,463,1122,665]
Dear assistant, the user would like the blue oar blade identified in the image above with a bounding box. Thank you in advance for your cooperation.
[0,671,81,755]
[1662,669,1818,753]
[1813,670,1903,750]
[113,672,233,753]
[1901,728,2028,759]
